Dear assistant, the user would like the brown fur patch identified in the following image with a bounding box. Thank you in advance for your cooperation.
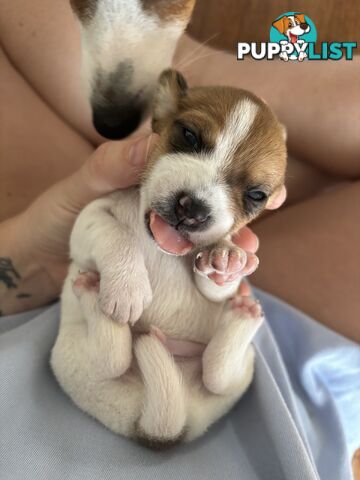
[70,0,98,23]
[221,97,286,230]
[140,0,196,22]
[272,16,289,35]
[295,14,307,25]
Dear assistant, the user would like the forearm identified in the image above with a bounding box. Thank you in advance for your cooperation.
[0,215,58,315]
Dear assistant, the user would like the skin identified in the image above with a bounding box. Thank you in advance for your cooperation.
[0,3,359,344]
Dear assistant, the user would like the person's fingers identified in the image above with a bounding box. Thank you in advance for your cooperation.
[61,133,158,210]
[241,252,259,276]
[231,226,259,253]
[266,185,287,210]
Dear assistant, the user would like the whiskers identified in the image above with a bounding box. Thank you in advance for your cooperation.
[173,34,221,77]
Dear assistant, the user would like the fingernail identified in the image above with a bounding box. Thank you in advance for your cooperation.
[129,134,157,167]
[244,256,259,276]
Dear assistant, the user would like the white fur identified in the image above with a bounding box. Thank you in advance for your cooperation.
[51,187,262,443]
[140,152,234,246]
[79,0,185,105]
[214,99,259,167]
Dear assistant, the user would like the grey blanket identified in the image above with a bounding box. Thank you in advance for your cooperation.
[1,289,358,480]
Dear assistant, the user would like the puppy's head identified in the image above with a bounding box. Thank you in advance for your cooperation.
[140,69,287,256]
[272,14,310,38]
[71,0,195,139]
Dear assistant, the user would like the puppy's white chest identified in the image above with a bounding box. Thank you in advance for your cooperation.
[139,237,223,343]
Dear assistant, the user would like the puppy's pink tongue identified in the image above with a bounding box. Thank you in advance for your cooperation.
[149,211,193,255]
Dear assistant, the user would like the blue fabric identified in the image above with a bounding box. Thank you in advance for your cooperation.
[0,289,358,480]
[255,290,360,480]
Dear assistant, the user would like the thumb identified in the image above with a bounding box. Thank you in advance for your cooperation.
[266,185,287,210]
[62,133,157,210]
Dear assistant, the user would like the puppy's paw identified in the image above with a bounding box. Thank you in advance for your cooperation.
[99,270,152,325]
[229,295,264,324]
[194,243,258,286]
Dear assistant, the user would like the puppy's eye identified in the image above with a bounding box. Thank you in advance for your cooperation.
[247,190,267,202]
[182,127,199,151]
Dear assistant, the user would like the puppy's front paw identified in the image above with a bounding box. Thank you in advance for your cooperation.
[99,270,152,325]
[194,244,257,286]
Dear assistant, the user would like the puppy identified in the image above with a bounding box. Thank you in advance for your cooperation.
[70,0,196,138]
[51,69,287,448]
[272,13,311,62]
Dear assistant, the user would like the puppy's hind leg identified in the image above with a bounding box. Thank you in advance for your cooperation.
[202,296,263,396]
[134,332,187,448]
[73,272,132,380]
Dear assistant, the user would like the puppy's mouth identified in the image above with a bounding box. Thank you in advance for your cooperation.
[146,210,194,256]
[289,32,298,43]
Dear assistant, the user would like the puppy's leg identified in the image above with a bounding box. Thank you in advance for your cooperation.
[134,333,186,447]
[202,296,263,396]
[70,198,152,324]
[73,272,132,380]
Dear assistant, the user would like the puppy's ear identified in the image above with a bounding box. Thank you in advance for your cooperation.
[272,16,287,34]
[152,69,188,133]
[295,13,306,24]
[280,124,287,142]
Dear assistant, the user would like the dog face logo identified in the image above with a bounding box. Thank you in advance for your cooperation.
[273,14,310,43]
[270,12,316,62]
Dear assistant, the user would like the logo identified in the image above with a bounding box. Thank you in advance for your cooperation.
[237,12,357,62]
[270,12,316,61]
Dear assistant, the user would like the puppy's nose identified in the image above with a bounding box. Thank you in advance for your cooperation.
[300,22,308,29]
[92,105,143,139]
[175,195,211,227]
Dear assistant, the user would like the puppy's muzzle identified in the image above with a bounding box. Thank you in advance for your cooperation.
[175,194,211,228]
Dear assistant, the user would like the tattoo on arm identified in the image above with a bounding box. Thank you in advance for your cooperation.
[0,257,32,301]
[0,257,21,289]
[0,257,33,318]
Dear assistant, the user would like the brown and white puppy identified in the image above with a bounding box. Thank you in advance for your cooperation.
[70,0,195,138]
[51,70,287,448]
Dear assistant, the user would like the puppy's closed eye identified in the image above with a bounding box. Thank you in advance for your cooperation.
[170,121,212,154]
[243,188,268,215]
[183,127,200,151]
[246,189,267,202]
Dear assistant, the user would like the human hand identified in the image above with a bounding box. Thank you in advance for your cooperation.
[0,135,156,314]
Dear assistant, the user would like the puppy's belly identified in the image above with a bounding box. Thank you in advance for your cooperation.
[138,239,225,343]
[137,285,224,344]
